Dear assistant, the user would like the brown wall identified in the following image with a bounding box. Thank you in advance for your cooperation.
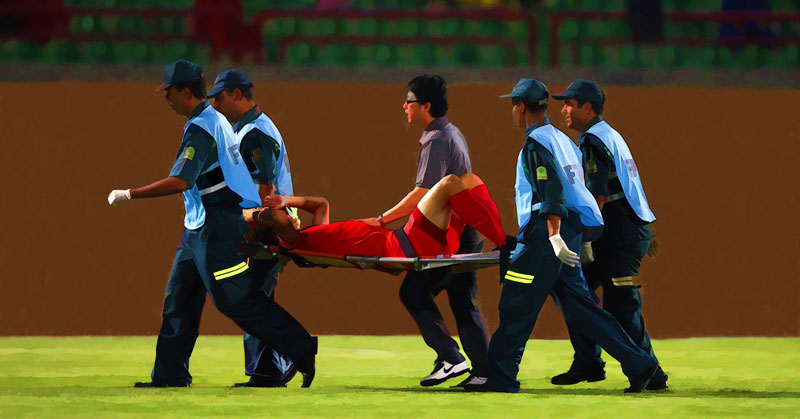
[0,81,797,337]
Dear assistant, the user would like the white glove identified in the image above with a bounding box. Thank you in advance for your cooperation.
[107,189,131,206]
[549,234,580,267]
[581,242,595,264]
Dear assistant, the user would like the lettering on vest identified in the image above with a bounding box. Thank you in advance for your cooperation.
[563,164,584,185]
[624,158,639,177]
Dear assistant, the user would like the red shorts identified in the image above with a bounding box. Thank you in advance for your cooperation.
[287,208,464,257]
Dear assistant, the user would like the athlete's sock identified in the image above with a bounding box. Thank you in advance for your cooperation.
[448,184,507,247]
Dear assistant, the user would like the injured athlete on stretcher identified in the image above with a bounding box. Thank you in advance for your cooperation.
[244,174,513,259]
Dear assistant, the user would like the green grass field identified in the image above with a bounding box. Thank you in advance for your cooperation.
[1,336,798,418]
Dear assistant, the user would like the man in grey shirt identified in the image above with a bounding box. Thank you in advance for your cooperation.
[361,74,489,387]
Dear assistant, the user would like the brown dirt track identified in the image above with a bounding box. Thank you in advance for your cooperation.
[0,81,797,337]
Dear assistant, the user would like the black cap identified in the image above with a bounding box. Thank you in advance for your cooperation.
[154,59,203,93]
[207,69,254,98]
[499,78,549,106]
[551,79,604,104]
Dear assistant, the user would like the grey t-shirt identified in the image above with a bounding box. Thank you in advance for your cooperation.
[415,116,472,189]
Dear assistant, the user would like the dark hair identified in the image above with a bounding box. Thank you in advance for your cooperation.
[511,98,548,115]
[577,99,604,115]
[173,75,206,100]
[407,74,448,118]
[224,85,254,101]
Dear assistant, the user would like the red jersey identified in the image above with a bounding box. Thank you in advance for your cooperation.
[284,208,466,258]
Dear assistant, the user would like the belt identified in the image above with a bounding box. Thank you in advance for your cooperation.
[393,228,417,258]
[200,180,228,196]
[606,192,625,203]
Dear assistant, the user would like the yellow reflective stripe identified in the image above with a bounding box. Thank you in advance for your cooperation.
[505,274,533,284]
[214,262,249,280]
[612,276,637,287]
[506,270,534,280]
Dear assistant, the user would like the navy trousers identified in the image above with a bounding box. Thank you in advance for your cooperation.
[150,207,314,385]
[399,226,489,375]
[565,211,658,371]
[241,257,295,383]
[486,213,657,393]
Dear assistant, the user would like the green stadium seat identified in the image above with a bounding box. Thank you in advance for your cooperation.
[655,45,676,67]
[427,19,461,37]
[286,43,314,66]
[413,44,436,67]
[433,45,455,67]
[714,46,734,68]
[355,19,381,36]
[558,45,574,67]
[84,41,113,63]
[558,19,579,42]
[394,45,416,66]
[40,40,74,63]
[507,21,528,43]
[454,44,478,66]
[477,45,506,67]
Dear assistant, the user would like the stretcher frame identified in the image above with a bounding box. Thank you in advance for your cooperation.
[244,243,501,275]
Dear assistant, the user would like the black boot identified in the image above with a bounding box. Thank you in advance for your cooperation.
[294,337,318,388]
[550,361,606,385]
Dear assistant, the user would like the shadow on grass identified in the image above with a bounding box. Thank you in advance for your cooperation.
[343,386,800,399]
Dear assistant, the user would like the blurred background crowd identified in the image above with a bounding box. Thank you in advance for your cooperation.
[0,0,796,70]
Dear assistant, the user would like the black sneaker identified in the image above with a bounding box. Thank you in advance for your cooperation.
[625,364,659,393]
[550,362,606,385]
[420,359,469,387]
[452,373,488,388]
[645,366,668,391]
[134,381,190,388]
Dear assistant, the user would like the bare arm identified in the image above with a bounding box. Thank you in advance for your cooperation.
[546,214,561,237]
[264,195,330,225]
[361,187,428,226]
[594,194,606,212]
[130,177,188,199]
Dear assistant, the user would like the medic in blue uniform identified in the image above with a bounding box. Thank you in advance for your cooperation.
[551,79,668,390]
[464,78,659,394]
[107,60,317,388]
[207,69,299,388]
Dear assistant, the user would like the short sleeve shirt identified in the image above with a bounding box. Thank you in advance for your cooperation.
[169,101,218,189]
[415,116,472,189]
[234,107,280,187]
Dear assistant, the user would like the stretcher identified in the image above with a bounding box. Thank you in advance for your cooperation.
[244,243,501,275]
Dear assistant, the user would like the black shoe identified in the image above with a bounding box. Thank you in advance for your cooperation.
[550,362,606,385]
[497,235,517,283]
[134,381,190,388]
[625,364,659,393]
[232,376,285,388]
[645,366,668,391]
[295,337,318,388]
[452,373,488,388]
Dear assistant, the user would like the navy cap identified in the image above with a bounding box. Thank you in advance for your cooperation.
[206,69,254,98]
[551,79,604,104]
[154,59,203,93]
[499,78,549,106]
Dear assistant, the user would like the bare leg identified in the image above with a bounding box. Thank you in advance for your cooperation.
[417,174,486,230]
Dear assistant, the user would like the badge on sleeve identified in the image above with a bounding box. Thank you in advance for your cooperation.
[253,148,264,162]
[536,166,548,180]
[183,146,195,160]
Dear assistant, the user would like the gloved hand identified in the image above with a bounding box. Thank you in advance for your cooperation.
[581,242,595,264]
[107,189,131,206]
[549,234,580,267]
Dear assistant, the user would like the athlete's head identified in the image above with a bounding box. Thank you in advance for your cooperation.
[552,79,605,132]
[208,69,255,123]
[404,74,448,125]
[155,60,207,117]
[501,78,549,130]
